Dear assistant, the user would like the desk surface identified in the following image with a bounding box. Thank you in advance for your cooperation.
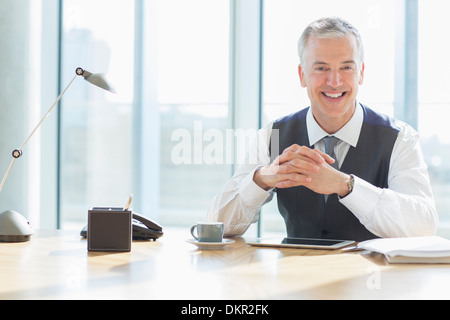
[1,228,450,300]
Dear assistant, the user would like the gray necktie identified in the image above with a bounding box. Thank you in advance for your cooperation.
[322,136,340,203]
[323,136,340,169]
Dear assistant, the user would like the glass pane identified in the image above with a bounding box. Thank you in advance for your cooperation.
[262,0,396,235]
[60,0,231,229]
[60,0,135,229]
[154,0,231,226]
[418,0,450,235]
[263,0,395,124]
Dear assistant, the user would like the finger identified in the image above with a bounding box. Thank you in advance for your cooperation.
[278,148,325,166]
[275,174,312,188]
[257,167,309,189]
[297,146,326,164]
[275,159,319,174]
[260,164,283,175]
[313,148,335,164]
[283,145,326,164]
[282,144,302,154]
[272,155,282,166]
[275,152,301,167]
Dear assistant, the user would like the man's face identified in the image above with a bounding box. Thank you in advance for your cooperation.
[298,35,364,132]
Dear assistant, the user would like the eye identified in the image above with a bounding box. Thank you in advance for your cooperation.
[314,66,328,72]
[342,65,356,72]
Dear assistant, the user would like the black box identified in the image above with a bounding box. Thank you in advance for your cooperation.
[87,207,132,252]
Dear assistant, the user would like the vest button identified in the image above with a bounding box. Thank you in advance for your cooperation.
[321,230,329,236]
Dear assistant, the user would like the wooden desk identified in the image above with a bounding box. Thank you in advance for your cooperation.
[1,229,450,300]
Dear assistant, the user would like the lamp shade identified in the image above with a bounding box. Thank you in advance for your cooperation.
[76,67,116,93]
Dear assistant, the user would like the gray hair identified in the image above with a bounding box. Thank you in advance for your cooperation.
[297,17,364,66]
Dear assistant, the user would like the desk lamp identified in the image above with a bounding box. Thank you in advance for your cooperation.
[0,67,115,242]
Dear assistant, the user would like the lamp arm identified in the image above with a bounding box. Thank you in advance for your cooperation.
[20,74,78,151]
[0,73,78,193]
[0,159,17,193]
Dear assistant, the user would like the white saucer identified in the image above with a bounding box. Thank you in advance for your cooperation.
[186,238,235,250]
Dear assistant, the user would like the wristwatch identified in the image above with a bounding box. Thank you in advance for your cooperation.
[347,174,355,194]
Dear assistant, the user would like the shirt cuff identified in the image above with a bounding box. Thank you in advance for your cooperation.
[339,175,381,220]
[238,167,273,209]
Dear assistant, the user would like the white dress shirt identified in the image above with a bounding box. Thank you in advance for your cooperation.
[207,103,438,238]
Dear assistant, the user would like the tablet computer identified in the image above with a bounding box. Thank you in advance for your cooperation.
[246,237,355,250]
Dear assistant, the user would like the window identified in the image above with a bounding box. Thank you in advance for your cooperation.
[49,0,450,237]
[262,0,395,124]
[59,0,231,229]
[418,0,450,236]
[60,0,135,229]
[153,0,231,226]
[261,0,397,235]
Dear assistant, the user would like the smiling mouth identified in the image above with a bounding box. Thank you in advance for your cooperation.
[322,92,346,99]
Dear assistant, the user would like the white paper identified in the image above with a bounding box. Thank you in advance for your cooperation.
[358,236,450,257]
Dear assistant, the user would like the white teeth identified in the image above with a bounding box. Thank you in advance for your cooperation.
[323,92,344,98]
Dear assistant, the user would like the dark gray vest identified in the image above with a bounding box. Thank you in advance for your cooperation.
[269,104,400,242]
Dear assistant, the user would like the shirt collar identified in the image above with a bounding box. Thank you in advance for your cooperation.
[306,102,363,148]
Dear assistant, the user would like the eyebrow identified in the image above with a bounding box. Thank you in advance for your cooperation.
[312,60,357,65]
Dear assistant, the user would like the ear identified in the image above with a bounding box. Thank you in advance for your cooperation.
[298,64,307,88]
[358,62,365,85]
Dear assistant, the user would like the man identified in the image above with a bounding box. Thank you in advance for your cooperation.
[207,17,438,241]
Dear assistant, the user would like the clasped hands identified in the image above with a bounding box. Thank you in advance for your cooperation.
[254,144,351,197]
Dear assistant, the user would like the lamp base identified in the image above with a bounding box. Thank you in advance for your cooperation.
[0,210,33,243]
[0,234,31,242]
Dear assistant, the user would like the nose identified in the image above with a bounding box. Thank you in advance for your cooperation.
[327,69,343,88]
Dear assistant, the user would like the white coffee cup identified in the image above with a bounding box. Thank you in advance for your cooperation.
[190,222,224,242]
